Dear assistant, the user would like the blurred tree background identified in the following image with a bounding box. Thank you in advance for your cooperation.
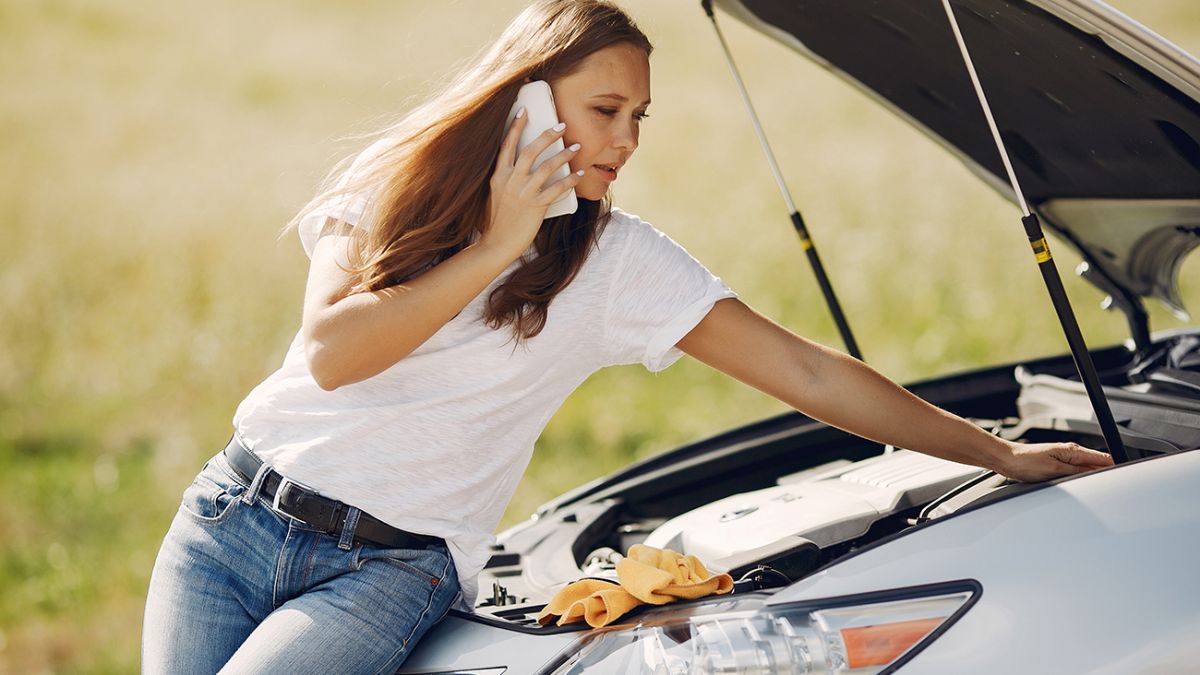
[2,0,1197,671]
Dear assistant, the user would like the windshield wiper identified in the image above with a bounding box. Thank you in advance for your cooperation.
[701,0,864,362]
[940,0,1129,464]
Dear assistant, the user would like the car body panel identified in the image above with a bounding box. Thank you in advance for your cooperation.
[399,617,576,674]
[768,448,1200,673]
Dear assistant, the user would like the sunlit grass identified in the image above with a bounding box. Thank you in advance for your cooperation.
[2,0,1197,670]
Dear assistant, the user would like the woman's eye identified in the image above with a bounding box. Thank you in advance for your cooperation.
[594,107,649,122]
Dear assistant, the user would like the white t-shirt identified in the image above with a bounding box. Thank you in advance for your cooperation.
[233,158,736,610]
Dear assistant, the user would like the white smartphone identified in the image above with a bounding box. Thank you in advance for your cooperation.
[505,80,578,218]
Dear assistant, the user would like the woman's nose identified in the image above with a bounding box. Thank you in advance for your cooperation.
[612,121,638,152]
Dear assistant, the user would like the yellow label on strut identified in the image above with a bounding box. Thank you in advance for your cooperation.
[1031,237,1052,263]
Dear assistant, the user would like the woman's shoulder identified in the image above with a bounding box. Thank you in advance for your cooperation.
[598,206,662,247]
[599,207,691,256]
[604,206,647,228]
[588,206,710,286]
[295,139,398,257]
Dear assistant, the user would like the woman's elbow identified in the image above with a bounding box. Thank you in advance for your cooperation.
[301,314,415,389]
[304,337,350,391]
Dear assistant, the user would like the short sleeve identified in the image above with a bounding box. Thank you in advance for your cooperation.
[296,192,373,258]
[295,139,392,258]
[602,214,737,371]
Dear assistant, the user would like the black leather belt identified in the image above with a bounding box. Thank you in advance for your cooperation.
[222,436,444,551]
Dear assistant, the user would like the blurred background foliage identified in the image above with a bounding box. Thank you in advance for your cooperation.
[2,0,1198,671]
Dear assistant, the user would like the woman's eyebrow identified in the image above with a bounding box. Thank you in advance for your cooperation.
[589,93,652,106]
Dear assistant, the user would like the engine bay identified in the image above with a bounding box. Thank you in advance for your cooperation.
[471,333,1200,628]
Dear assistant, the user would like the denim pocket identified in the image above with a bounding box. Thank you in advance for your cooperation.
[354,541,454,588]
[178,458,245,524]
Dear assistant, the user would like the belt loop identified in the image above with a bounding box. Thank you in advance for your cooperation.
[242,462,271,505]
[338,507,362,551]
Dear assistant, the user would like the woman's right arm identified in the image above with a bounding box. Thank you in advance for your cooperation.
[302,113,583,390]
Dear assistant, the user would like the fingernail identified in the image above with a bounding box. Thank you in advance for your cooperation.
[575,169,585,176]
[516,107,526,118]
[553,122,566,132]
[568,143,580,152]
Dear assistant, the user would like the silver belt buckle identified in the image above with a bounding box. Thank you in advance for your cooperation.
[272,476,316,517]
[272,477,293,513]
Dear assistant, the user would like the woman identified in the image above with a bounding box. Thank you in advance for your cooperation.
[142,1,1113,672]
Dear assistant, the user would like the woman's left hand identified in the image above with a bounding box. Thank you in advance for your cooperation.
[996,441,1114,482]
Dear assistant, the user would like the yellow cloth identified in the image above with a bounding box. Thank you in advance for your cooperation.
[536,544,734,628]
[535,578,641,628]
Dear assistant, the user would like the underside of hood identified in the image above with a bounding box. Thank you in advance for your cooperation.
[715,0,1200,318]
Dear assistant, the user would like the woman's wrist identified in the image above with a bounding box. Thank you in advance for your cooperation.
[970,432,1016,475]
[457,236,528,289]
[471,232,527,266]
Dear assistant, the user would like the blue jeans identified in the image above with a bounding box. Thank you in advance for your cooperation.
[142,449,460,674]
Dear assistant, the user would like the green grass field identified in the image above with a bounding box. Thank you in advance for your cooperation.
[3,0,1198,671]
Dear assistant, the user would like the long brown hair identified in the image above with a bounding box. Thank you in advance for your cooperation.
[289,1,652,341]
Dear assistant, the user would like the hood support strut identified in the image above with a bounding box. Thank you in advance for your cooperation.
[701,0,863,362]
[940,0,1129,464]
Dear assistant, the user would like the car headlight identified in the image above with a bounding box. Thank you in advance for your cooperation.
[547,581,978,674]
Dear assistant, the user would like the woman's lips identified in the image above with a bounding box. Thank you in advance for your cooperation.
[593,164,619,182]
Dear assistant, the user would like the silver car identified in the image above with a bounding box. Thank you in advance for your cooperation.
[401,1,1200,672]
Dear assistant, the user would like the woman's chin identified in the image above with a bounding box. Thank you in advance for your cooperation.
[575,186,607,201]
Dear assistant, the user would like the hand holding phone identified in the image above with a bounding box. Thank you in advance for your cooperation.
[503,81,579,218]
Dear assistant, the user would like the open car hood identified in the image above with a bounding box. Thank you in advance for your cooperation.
[714,0,1200,318]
